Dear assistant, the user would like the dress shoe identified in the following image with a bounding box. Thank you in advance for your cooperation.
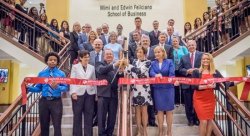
[148,122,158,127]
[188,121,194,126]
[194,121,199,126]
[92,121,98,127]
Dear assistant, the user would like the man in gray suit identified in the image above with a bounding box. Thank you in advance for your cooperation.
[178,39,203,126]
[148,33,173,61]
[89,39,104,66]
[129,17,149,44]
[89,39,104,126]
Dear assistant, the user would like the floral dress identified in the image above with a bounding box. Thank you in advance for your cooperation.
[126,59,153,106]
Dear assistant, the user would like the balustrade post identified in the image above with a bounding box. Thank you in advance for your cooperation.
[21,105,26,136]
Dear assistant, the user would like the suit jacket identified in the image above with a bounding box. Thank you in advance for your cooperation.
[149,30,160,46]
[149,59,175,89]
[129,29,149,44]
[192,69,234,91]
[128,42,140,64]
[178,51,203,89]
[96,61,123,98]
[89,50,104,66]
[69,31,80,52]
[78,33,88,50]
[70,63,96,95]
[82,42,94,52]
[100,34,110,45]
[148,44,173,61]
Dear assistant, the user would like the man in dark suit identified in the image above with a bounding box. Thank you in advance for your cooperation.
[149,20,161,46]
[129,17,148,44]
[178,39,203,126]
[100,23,110,45]
[148,33,173,61]
[128,31,141,63]
[96,49,123,136]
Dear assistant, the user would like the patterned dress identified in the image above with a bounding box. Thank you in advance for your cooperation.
[126,59,153,106]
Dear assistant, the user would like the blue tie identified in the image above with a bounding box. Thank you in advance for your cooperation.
[47,70,54,97]
[168,35,172,45]
[95,52,99,63]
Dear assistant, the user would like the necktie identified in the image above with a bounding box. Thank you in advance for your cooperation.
[95,52,99,63]
[190,53,194,68]
[168,35,172,45]
[154,31,158,37]
[48,70,54,96]
[83,66,86,72]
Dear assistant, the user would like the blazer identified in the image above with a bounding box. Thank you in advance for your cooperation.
[128,42,140,64]
[96,61,123,98]
[78,33,88,50]
[129,29,149,44]
[89,50,104,66]
[148,44,173,61]
[82,42,94,52]
[149,30,160,46]
[192,69,234,91]
[149,59,175,89]
[178,51,203,89]
[70,63,97,95]
[69,31,80,52]
[100,34,110,45]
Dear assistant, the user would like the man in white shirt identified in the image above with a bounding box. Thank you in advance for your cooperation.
[100,23,110,45]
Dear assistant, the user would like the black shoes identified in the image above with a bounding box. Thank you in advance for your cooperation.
[148,122,158,127]
[188,121,194,126]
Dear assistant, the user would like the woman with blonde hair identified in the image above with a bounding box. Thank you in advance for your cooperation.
[82,30,98,52]
[104,31,123,61]
[150,46,176,136]
[192,53,237,136]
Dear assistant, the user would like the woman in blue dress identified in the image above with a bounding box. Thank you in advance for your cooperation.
[150,46,175,136]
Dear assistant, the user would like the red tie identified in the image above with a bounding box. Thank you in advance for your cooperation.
[190,53,194,68]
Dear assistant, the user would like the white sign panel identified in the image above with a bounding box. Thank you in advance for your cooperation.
[69,0,184,37]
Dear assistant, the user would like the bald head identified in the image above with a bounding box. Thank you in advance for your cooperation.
[93,39,103,52]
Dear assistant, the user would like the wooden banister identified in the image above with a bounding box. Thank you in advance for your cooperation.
[215,96,247,136]
[184,0,248,39]
[0,0,69,42]
[227,91,250,120]
[0,95,22,125]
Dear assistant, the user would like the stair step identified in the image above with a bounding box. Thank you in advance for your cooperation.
[61,114,188,125]
[62,105,186,115]
[50,124,199,136]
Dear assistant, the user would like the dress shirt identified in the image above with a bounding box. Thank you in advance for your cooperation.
[28,67,68,97]
[190,51,196,68]
[95,50,103,62]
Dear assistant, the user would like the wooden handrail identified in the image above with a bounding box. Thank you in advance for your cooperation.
[7,94,41,136]
[0,95,22,125]
[184,0,247,39]
[0,0,69,43]
[226,91,250,120]
[215,96,247,136]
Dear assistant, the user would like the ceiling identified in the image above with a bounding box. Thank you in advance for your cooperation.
[0,49,16,60]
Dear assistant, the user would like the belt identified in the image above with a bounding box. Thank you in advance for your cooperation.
[42,96,61,101]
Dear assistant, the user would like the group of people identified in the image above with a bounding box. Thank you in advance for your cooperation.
[1,0,248,136]
[184,0,250,53]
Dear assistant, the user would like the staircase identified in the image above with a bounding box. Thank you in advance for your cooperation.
[0,0,250,136]
[48,97,198,136]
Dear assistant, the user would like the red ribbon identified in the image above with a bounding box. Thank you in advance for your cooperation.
[21,77,108,105]
[118,77,250,101]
